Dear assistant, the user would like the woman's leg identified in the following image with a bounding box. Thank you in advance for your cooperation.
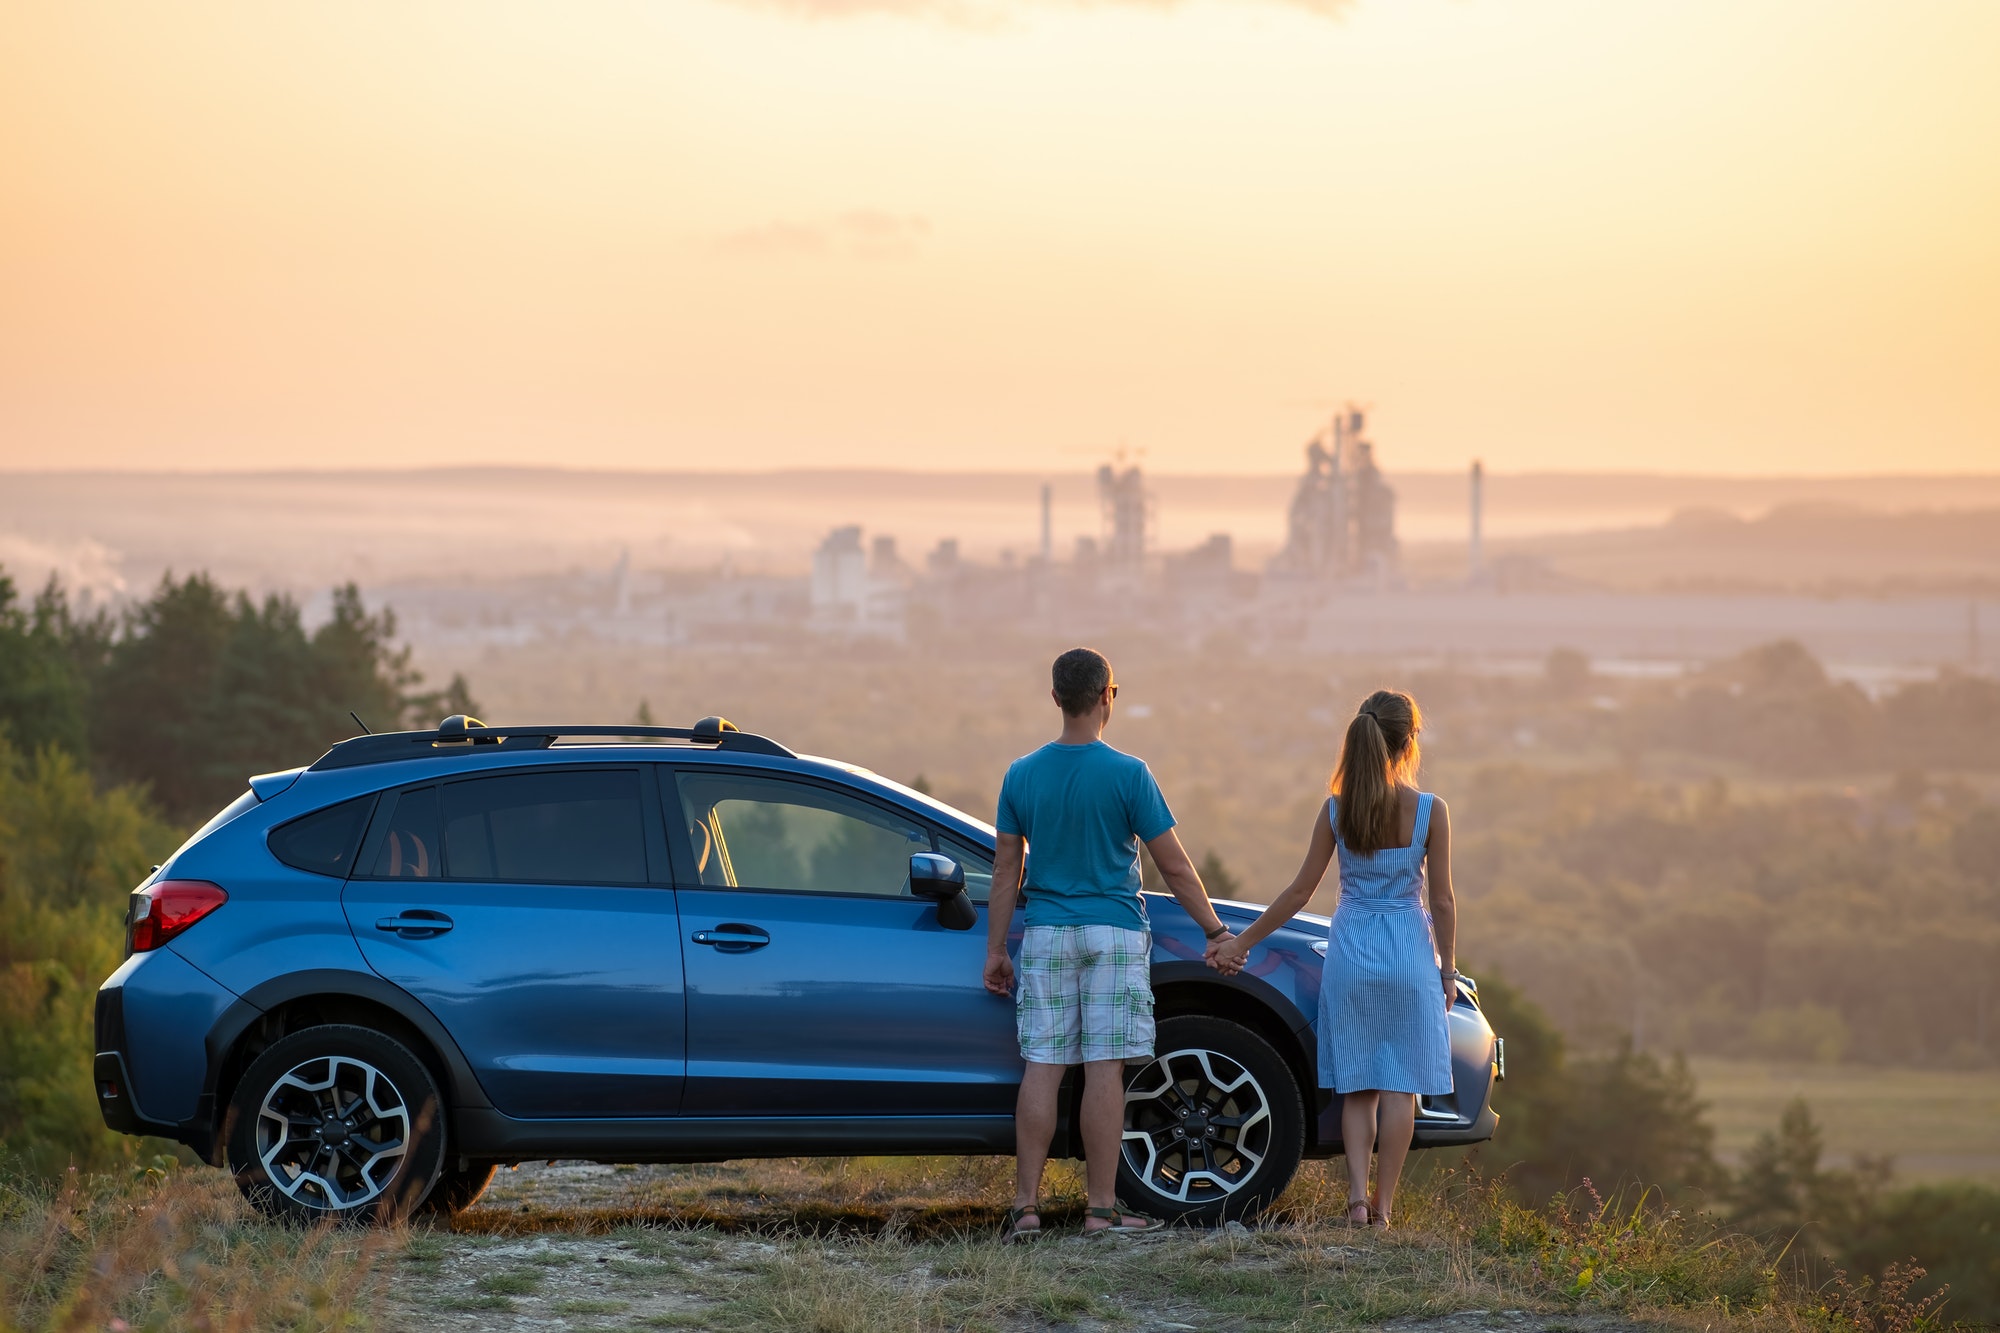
[1371,1092,1417,1223]
[1339,1091,1379,1219]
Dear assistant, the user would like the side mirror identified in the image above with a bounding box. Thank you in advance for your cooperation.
[910,852,977,931]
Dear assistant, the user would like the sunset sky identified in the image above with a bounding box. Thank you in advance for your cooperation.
[3,0,1995,476]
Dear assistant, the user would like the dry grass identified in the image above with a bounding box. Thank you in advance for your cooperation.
[0,1161,397,1332]
[405,1158,1820,1332]
[5,1156,1948,1333]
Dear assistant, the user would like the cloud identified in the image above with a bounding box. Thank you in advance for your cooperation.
[725,0,1350,20]
[715,211,932,260]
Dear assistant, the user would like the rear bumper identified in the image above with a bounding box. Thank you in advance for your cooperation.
[95,948,240,1158]
[92,1050,177,1139]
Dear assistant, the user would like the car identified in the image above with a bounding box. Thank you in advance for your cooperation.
[96,714,1501,1226]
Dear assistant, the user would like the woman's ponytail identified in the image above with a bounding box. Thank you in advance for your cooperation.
[1330,689,1422,854]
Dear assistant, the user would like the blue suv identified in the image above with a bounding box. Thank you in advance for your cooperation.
[96,716,1500,1225]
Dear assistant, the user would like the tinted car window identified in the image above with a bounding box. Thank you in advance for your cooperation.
[675,773,926,897]
[368,786,441,878]
[442,770,646,884]
[268,796,374,877]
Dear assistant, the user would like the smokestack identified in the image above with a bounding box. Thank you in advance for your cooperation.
[1469,459,1484,582]
[1040,482,1053,562]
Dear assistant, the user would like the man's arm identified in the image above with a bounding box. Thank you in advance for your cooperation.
[983,832,1027,996]
[1143,829,1228,939]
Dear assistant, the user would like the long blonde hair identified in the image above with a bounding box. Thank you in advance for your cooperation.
[1329,689,1422,854]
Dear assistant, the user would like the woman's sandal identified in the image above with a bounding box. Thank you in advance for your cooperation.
[1368,1207,1391,1232]
[1000,1205,1044,1244]
[1082,1205,1168,1237]
[1345,1202,1370,1227]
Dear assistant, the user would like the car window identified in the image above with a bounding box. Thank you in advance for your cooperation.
[368,786,441,879]
[442,770,647,885]
[269,796,374,878]
[675,772,928,897]
[936,833,995,903]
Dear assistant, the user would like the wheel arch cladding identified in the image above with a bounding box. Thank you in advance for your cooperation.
[210,971,489,1157]
[1151,974,1317,1128]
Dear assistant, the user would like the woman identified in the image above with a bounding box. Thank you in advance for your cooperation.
[1210,690,1456,1230]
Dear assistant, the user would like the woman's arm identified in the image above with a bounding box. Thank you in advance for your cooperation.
[1208,806,1336,972]
[1426,797,1456,1010]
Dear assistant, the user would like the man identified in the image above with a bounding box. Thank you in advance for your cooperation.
[983,647,1235,1241]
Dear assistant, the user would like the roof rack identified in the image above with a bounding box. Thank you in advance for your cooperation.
[307,714,794,771]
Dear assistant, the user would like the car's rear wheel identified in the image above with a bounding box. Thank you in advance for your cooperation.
[1116,1014,1305,1225]
[418,1160,500,1216]
[226,1024,445,1226]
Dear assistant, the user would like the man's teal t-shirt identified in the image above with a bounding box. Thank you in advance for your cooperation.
[995,740,1176,931]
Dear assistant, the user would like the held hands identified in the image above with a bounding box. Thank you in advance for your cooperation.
[1205,932,1247,976]
[1442,970,1457,1012]
[983,949,1015,997]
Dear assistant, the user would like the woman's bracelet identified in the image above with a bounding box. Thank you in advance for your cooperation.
[1205,924,1232,941]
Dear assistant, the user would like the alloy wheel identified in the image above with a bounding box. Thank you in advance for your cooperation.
[1121,1046,1273,1205]
[255,1055,410,1210]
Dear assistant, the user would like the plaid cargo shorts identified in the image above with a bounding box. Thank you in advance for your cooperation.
[1016,924,1155,1065]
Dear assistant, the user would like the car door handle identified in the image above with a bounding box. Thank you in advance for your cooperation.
[691,924,770,952]
[375,911,454,938]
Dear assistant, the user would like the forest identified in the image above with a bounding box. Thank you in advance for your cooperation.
[0,567,1995,1320]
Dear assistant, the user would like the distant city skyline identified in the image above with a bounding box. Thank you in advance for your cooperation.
[3,2,1996,477]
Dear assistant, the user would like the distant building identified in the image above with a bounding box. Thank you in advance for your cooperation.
[1096,464,1148,568]
[1350,438,1398,578]
[925,538,962,578]
[1268,405,1398,584]
[811,525,906,638]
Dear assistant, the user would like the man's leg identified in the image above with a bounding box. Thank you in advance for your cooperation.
[1014,1060,1068,1212]
[1013,925,1081,1229]
[1079,1058,1129,1219]
[1078,924,1154,1230]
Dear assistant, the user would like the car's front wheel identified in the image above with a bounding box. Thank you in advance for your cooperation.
[1116,1014,1305,1225]
[226,1024,446,1226]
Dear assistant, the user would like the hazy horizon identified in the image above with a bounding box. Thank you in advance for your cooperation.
[9,462,2000,481]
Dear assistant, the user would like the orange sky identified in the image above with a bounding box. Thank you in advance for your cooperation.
[2,0,1996,476]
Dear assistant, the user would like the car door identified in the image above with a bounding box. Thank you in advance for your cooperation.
[669,767,1021,1117]
[342,765,686,1118]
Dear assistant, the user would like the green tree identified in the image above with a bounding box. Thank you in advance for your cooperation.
[1731,1096,1885,1267]
[1470,972,1722,1206]
[0,574,101,760]
[90,576,473,823]
[1839,1183,2000,1326]
[0,742,179,1175]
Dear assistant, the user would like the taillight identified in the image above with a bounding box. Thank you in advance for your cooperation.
[127,880,228,953]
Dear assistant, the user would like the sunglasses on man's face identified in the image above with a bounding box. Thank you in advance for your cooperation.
[1108,684,1119,699]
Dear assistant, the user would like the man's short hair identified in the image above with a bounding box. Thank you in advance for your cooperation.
[1052,648,1113,716]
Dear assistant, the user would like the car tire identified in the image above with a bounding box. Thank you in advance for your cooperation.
[1115,1014,1305,1226]
[418,1160,500,1216]
[225,1024,446,1226]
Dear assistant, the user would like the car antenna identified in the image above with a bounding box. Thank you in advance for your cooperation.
[349,711,372,735]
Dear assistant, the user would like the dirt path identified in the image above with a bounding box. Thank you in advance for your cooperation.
[377,1163,1670,1332]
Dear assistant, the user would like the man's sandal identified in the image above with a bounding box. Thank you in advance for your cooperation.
[1081,1206,1167,1237]
[1000,1205,1044,1244]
